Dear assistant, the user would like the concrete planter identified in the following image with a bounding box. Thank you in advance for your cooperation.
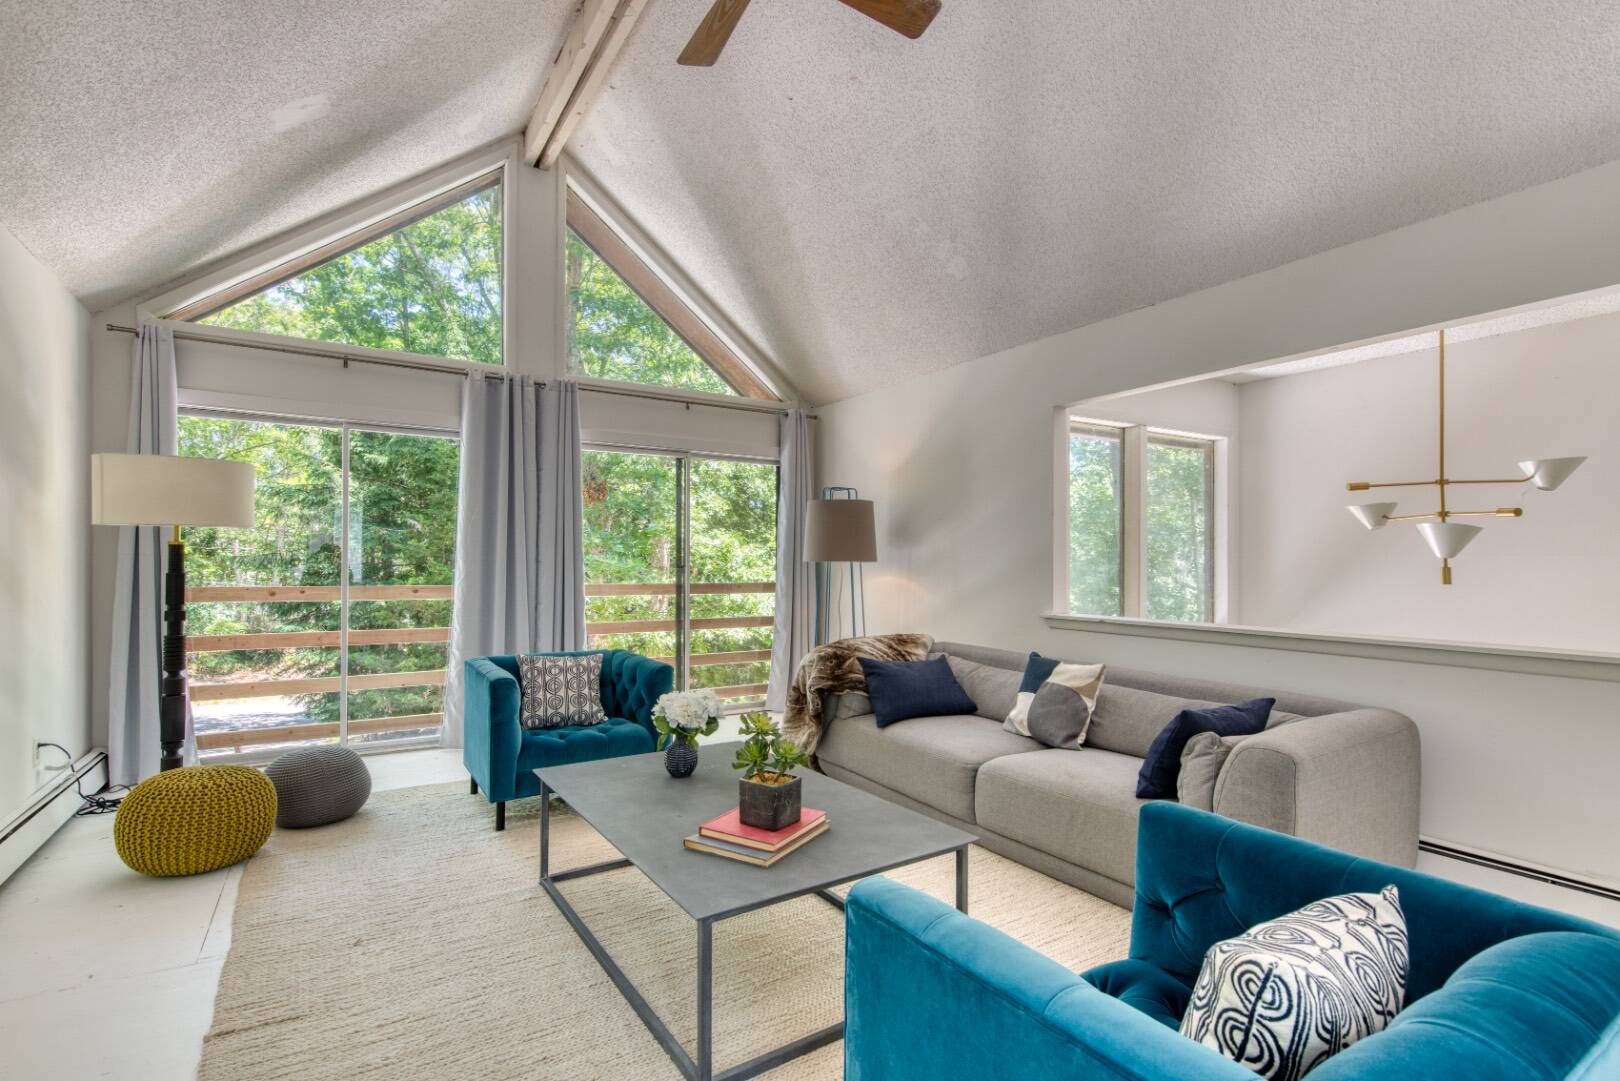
[738,774,802,831]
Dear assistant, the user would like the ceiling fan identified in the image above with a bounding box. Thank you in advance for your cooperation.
[677,0,943,66]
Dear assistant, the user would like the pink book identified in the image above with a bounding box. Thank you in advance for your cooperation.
[699,807,827,852]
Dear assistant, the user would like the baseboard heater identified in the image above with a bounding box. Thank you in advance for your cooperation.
[1420,837,1620,905]
[0,748,108,886]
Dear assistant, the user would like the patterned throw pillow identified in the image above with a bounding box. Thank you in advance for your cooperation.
[1003,652,1106,748]
[517,653,607,729]
[1179,886,1409,1081]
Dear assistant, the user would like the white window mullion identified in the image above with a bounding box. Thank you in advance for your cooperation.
[1121,425,1148,619]
[338,424,352,746]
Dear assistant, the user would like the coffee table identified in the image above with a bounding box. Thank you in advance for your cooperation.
[534,747,975,1081]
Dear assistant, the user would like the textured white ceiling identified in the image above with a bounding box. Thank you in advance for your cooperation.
[5,2,1620,405]
[0,0,573,311]
[572,0,1620,403]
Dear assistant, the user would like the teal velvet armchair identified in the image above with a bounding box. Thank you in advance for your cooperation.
[463,650,673,830]
[845,803,1620,1080]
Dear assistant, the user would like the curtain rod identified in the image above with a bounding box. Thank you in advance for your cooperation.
[104,323,816,419]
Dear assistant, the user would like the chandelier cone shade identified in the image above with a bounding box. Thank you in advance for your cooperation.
[1415,521,1482,561]
[1339,328,1585,585]
[1346,503,1398,530]
[1517,457,1586,491]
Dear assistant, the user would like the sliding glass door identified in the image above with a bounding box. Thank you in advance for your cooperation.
[582,448,777,708]
[179,414,459,759]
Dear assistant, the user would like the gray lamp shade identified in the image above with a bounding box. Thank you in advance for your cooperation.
[91,453,256,528]
[804,499,876,563]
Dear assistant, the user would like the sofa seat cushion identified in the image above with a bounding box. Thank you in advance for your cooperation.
[516,718,653,771]
[975,748,1151,887]
[816,713,1043,821]
[1308,931,1620,1081]
[1079,958,1191,1030]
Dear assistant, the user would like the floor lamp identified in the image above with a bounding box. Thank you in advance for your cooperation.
[92,453,256,772]
[805,488,876,646]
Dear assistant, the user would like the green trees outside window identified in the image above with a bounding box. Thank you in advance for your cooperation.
[1068,424,1124,616]
[179,416,460,755]
[1146,436,1215,623]
[198,184,503,365]
[583,450,777,706]
[566,229,736,396]
[1066,421,1218,624]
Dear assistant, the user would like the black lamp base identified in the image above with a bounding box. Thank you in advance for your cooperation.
[160,538,189,772]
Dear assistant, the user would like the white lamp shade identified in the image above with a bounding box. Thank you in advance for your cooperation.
[91,453,256,528]
[1346,502,1398,530]
[1415,521,1482,560]
[1516,456,1586,491]
[803,499,877,562]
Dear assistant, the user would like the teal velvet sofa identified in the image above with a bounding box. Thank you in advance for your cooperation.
[463,650,673,830]
[845,803,1620,1080]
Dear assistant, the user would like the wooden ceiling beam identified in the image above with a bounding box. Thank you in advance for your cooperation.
[524,0,651,169]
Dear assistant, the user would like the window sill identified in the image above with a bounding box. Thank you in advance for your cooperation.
[1041,612,1620,683]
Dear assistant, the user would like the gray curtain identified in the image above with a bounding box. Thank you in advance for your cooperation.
[443,375,585,747]
[766,409,814,712]
[107,323,181,785]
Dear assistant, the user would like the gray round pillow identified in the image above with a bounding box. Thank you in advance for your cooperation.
[265,745,372,828]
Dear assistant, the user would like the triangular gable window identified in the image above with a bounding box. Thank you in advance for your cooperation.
[566,189,775,400]
[176,173,503,365]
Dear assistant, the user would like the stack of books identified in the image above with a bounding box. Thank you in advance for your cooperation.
[683,807,829,867]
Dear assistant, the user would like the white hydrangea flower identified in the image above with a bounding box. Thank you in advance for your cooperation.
[654,690,721,731]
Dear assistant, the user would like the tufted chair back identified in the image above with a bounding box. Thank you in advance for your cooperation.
[485,650,672,737]
[1129,804,1615,1005]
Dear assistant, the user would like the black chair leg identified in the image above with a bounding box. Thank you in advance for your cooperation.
[470,776,479,796]
[496,801,506,831]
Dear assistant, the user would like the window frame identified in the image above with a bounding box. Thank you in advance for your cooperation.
[179,405,462,764]
[563,175,781,401]
[138,144,514,371]
[582,441,780,711]
[1055,412,1227,624]
[1144,429,1219,623]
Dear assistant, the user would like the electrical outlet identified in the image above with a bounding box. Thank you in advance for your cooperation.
[33,742,70,774]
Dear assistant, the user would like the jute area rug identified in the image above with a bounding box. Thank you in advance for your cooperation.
[200,781,1131,1080]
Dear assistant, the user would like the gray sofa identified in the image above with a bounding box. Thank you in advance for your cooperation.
[815,640,1421,907]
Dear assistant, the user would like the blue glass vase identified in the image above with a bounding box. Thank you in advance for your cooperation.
[664,739,698,778]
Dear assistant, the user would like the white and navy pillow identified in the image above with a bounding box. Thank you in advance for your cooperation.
[517,653,607,729]
[1179,886,1409,1081]
[1002,651,1106,749]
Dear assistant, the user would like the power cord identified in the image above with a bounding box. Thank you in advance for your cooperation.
[36,742,128,816]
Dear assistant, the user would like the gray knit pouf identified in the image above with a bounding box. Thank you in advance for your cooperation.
[264,745,372,828]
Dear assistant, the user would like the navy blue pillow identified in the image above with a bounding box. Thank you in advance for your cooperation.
[1135,697,1275,799]
[1018,651,1059,694]
[857,655,978,728]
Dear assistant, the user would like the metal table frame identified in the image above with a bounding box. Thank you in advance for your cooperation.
[537,779,970,1081]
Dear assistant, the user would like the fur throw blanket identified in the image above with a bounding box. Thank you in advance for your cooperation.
[782,633,934,757]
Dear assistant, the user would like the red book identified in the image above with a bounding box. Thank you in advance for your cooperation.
[700,807,827,852]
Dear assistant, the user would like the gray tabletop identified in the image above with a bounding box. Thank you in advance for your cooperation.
[535,744,975,922]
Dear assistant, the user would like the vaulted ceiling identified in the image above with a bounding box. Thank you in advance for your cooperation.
[5,1,1620,404]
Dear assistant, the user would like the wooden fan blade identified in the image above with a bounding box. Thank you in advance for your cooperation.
[678,0,753,66]
[833,0,942,39]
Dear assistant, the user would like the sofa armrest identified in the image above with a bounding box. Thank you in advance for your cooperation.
[1214,708,1420,867]
[844,877,1251,1081]
[463,658,523,801]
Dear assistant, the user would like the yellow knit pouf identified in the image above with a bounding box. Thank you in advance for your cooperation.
[114,765,277,877]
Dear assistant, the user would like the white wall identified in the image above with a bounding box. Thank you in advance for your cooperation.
[817,157,1620,898]
[0,225,92,839]
[1237,313,1620,650]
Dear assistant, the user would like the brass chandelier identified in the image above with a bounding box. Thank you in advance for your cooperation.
[1344,328,1585,585]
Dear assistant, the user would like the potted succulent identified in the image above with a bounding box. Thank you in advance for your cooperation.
[732,712,811,830]
[652,689,723,778]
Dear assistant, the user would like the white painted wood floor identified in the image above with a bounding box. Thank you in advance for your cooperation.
[0,748,469,1081]
[2,742,1616,1081]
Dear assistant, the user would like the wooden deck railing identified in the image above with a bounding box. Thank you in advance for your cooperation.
[189,581,774,752]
